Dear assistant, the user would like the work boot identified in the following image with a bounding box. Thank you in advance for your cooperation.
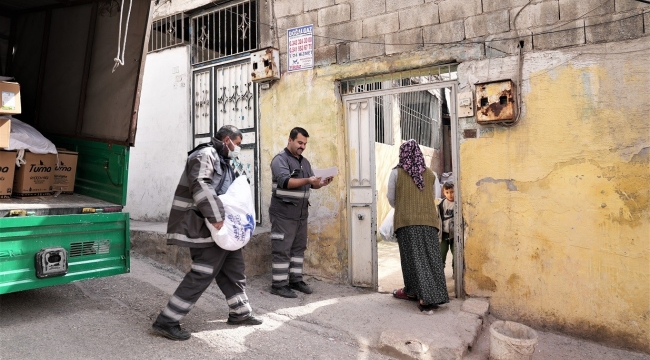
[152,321,191,341]
[289,281,313,294]
[271,285,297,298]
[227,314,264,326]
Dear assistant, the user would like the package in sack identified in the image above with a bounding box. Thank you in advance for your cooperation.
[379,208,396,242]
[205,175,256,251]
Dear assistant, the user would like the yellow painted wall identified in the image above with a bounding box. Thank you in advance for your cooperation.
[462,50,650,351]
[258,45,480,281]
[259,39,648,351]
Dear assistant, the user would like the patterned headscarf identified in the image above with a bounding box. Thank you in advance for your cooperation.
[397,139,426,190]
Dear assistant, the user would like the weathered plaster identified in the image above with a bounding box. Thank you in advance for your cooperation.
[461,39,650,351]
[260,44,484,280]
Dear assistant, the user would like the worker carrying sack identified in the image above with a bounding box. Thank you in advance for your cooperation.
[205,175,256,251]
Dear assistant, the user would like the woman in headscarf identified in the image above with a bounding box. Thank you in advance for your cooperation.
[387,139,449,311]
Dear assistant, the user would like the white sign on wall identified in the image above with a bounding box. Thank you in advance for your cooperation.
[287,25,314,72]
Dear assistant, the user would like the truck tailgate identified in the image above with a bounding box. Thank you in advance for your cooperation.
[0,213,130,294]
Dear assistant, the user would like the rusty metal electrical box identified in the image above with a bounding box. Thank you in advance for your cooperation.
[251,48,280,83]
[475,80,515,123]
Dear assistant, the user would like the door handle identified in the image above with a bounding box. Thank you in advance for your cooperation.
[357,214,364,220]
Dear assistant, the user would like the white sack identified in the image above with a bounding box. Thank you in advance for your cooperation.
[5,117,57,154]
[379,208,396,242]
[205,175,256,251]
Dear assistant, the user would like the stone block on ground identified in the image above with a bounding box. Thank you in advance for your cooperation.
[379,330,466,360]
[455,311,483,350]
[130,223,272,277]
[130,229,192,273]
[461,297,490,319]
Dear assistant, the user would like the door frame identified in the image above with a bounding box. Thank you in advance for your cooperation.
[344,98,378,289]
[342,80,465,297]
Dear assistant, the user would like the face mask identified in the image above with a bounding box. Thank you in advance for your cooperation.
[227,139,241,159]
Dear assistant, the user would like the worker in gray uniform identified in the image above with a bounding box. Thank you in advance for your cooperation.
[269,127,333,298]
[152,125,263,341]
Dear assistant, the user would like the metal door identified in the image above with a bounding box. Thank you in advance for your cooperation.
[191,59,261,222]
[346,99,377,288]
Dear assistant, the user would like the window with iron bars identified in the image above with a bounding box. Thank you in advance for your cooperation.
[191,0,258,65]
[341,65,457,149]
[148,13,189,53]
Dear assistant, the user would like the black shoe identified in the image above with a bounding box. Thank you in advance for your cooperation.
[271,285,298,298]
[289,281,313,294]
[152,322,191,341]
[417,303,440,312]
[227,314,264,326]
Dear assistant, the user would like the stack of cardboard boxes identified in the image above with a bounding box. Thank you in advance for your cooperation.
[0,80,78,199]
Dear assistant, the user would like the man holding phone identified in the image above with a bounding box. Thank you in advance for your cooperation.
[269,127,333,298]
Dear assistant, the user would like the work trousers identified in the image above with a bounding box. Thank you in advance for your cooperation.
[155,244,251,327]
[440,232,454,270]
[270,214,308,287]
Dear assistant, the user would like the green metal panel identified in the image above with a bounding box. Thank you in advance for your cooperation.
[49,136,130,205]
[0,213,130,295]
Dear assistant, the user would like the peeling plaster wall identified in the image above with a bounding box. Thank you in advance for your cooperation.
[459,38,650,351]
[259,45,483,281]
[260,35,649,350]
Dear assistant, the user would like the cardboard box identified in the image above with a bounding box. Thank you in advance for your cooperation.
[0,82,21,115]
[0,150,16,199]
[53,150,78,194]
[0,117,9,148]
[13,152,56,197]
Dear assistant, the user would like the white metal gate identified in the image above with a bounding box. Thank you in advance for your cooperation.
[346,99,377,288]
[191,60,261,222]
[342,65,464,296]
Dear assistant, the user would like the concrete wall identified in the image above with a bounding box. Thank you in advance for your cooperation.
[126,0,649,351]
[125,46,191,221]
[261,0,650,352]
[458,38,650,352]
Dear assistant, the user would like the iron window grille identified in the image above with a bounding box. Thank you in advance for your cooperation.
[148,13,189,53]
[340,64,458,95]
[190,0,258,65]
[342,65,457,148]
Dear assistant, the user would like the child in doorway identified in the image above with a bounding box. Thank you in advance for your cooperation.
[439,181,455,272]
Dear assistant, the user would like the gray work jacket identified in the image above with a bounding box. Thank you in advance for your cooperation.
[166,138,235,248]
[269,148,314,220]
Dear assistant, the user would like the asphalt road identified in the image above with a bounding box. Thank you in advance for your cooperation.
[0,253,394,360]
[2,252,649,360]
